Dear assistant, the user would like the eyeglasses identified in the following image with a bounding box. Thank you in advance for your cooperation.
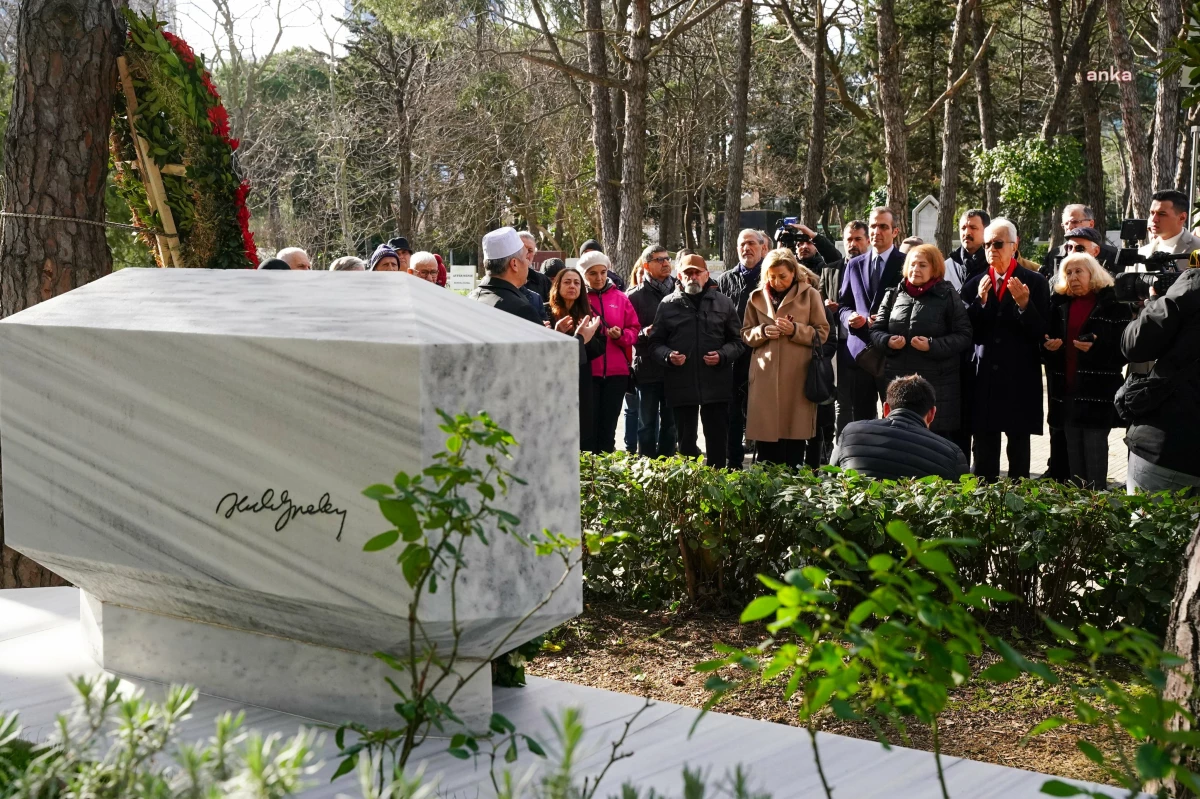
[414,269,439,277]
[1068,244,1089,253]
[985,241,1010,250]
[650,256,671,263]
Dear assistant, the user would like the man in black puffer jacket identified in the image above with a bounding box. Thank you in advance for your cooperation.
[1121,267,1200,495]
[832,375,968,480]
[650,254,746,468]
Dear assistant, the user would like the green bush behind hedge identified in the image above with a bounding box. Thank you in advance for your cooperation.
[581,454,1200,635]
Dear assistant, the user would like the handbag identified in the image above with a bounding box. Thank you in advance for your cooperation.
[855,343,886,377]
[805,328,836,405]
[1114,355,1198,424]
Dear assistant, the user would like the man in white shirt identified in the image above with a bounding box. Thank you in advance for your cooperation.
[1131,190,1200,271]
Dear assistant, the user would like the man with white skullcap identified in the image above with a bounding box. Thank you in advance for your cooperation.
[468,226,540,324]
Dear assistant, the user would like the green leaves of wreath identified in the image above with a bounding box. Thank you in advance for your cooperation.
[111,11,256,269]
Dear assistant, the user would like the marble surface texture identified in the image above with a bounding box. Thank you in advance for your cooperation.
[0,270,581,692]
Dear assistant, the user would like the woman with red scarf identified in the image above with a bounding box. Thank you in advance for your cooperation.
[870,244,972,442]
[1042,253,1132,488]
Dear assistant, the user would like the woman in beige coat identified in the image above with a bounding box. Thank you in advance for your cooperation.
[742,248,830,468]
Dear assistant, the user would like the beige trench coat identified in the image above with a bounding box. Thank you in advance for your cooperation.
[741,278,830,443]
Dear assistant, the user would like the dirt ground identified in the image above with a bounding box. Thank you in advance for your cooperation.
[526,603,1125,786]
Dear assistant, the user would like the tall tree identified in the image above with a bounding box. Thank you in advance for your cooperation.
[970,0,999,214]
[0,0,121,587]
[876,0,908,228]
[582,0,621,254]
[798,0,827,228]
[1040,0,1102,140]
[722,0,752,267]
[935,0,973,253]
[1105,0,1152,216]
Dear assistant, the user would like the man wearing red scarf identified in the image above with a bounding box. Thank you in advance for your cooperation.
[961,218,1051,481]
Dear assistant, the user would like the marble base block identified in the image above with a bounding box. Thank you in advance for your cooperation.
[80,592,491,730]
[0,269,582,726]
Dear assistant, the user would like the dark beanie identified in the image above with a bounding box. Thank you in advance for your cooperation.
[580,239,603,255]
[258,258,291,270]
[541,258,566,280]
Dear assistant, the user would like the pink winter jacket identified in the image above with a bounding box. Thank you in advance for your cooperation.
[587,281,640,378]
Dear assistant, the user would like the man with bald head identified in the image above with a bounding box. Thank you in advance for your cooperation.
[650,254,746,468]
[275,247,311,270]
[715,228,769,467]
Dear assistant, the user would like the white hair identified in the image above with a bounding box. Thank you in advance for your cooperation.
[985,218,1019,243]
[1054,252,1114,295]
[518,231,537,245]
[737,228,763,245]
[276,247,309,267]
[410,251,438,270]
[1061,204,1094,223]
[329,256,365,271]
[578,250,611,273]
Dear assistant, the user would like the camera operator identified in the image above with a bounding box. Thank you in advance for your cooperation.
[1128,190,1200,270]
[1120,264,1200,495]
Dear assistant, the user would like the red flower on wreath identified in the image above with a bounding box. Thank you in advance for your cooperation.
[207,104,230,139]
[235,180,256,267]
[161,31,197,69]
[200,71,221,100]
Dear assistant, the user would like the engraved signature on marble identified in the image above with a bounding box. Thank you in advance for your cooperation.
[216,490,347,541]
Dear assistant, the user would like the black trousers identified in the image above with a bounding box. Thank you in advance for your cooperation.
[973,432,1031,481]
[836,350,879,435]
[676,403,730,469]
[949,429,972,472]
[589,376,628,453]
[726,376,749,468]
[760,438,808,469]
[1045,426,1070,481]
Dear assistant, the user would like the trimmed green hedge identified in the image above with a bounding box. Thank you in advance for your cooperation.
[581,454,1200,635]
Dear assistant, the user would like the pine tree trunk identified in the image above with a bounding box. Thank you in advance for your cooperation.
[799,0,826,229]
[1105,0,1152,217]
[0,0,121,588]
[1152,0,1183,191]
[614,0,650,275]
[877,0,908,231]
[935,0,971,254]
[721,0,752,268]
[1079,72,1107,231]
[971,0,999,214]
[584,0,620,255]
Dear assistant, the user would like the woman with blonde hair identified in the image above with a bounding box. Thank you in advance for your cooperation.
[741,248,829,468]
[870,243,972,443]
[1043,252,1133,487]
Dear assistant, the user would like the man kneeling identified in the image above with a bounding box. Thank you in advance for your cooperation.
[832,374,968,480]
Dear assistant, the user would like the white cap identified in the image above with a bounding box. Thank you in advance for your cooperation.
[578,251,611,274]
[482,227,524,261]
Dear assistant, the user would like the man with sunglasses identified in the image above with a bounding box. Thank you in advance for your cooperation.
[962,218,1051,481]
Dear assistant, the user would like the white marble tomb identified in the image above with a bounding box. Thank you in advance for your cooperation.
[0,268,581,729]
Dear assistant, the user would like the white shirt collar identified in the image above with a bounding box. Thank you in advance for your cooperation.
[871,245,895,265]
[1153,231,1184,253]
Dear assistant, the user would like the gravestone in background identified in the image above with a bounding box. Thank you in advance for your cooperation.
[911,195,940,242]
[0,269,581,728]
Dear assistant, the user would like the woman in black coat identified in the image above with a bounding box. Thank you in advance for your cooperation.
[1042,253,1133,488]
[546,269,604,450]
[870,244,973,435]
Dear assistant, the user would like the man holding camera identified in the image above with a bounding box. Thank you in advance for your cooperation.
[1120,264,1200,495]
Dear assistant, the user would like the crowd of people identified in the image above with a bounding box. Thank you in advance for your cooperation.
[257,189,1200,496]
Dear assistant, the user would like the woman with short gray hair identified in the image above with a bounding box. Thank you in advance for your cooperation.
[329,256,366,271]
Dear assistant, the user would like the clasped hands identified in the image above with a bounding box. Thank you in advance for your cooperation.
[886,335,931,351]
[763,316,796,339]
[1043,335,1094,352]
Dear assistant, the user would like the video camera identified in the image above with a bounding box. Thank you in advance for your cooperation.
[774,217,810,250]
[1112,218,1188,303]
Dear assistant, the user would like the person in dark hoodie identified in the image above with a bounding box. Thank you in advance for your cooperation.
[627,244,678,457]
[650,253,746,468]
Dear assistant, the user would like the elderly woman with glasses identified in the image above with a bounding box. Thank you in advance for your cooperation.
[1041,253,1133,488]
[962,217,1051,481]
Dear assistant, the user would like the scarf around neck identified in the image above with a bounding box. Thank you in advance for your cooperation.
[903,277,941,298]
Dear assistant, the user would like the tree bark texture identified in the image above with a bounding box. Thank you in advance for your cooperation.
[799,0,826,229]
[615,0,651,275]
[1040,0,1101,140]
[971,0,999,214]
[1079,73,1107,231]
[584,0,621,255]
[1105,0,1152,217]
[1152,0,1183,192]
[0,0,121,588]
[721,0,752,268]
[877,0,908,231]
[935,0,971,254]
[1164,521,1200,796]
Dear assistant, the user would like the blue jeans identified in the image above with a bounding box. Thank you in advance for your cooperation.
[623,392,639,453]
[637,382,677,458]
[1127,452,1200,497]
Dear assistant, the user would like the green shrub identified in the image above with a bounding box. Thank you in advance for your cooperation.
[580,454,1200,635]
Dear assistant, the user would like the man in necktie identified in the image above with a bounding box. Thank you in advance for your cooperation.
[962,218,1051,481]
[835,207,906,436]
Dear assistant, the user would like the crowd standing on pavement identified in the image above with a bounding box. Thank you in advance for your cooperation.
[257,188,1200,497]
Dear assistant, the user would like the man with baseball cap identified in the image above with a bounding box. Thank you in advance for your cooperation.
[469,226,540,324]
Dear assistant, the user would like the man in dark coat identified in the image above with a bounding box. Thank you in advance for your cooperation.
[943,208,990,468]
[627,245,678,457]
[837,207,905,433]
[963,217,1051,480]
[1039,205,1119,277]
[715,228,769,468]
[832,375,968,480]
[649,254,746,468]
[469,227,540,325]
[1120,267,1200,494]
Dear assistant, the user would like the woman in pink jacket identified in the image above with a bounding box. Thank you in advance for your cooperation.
[581,251,641,453]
